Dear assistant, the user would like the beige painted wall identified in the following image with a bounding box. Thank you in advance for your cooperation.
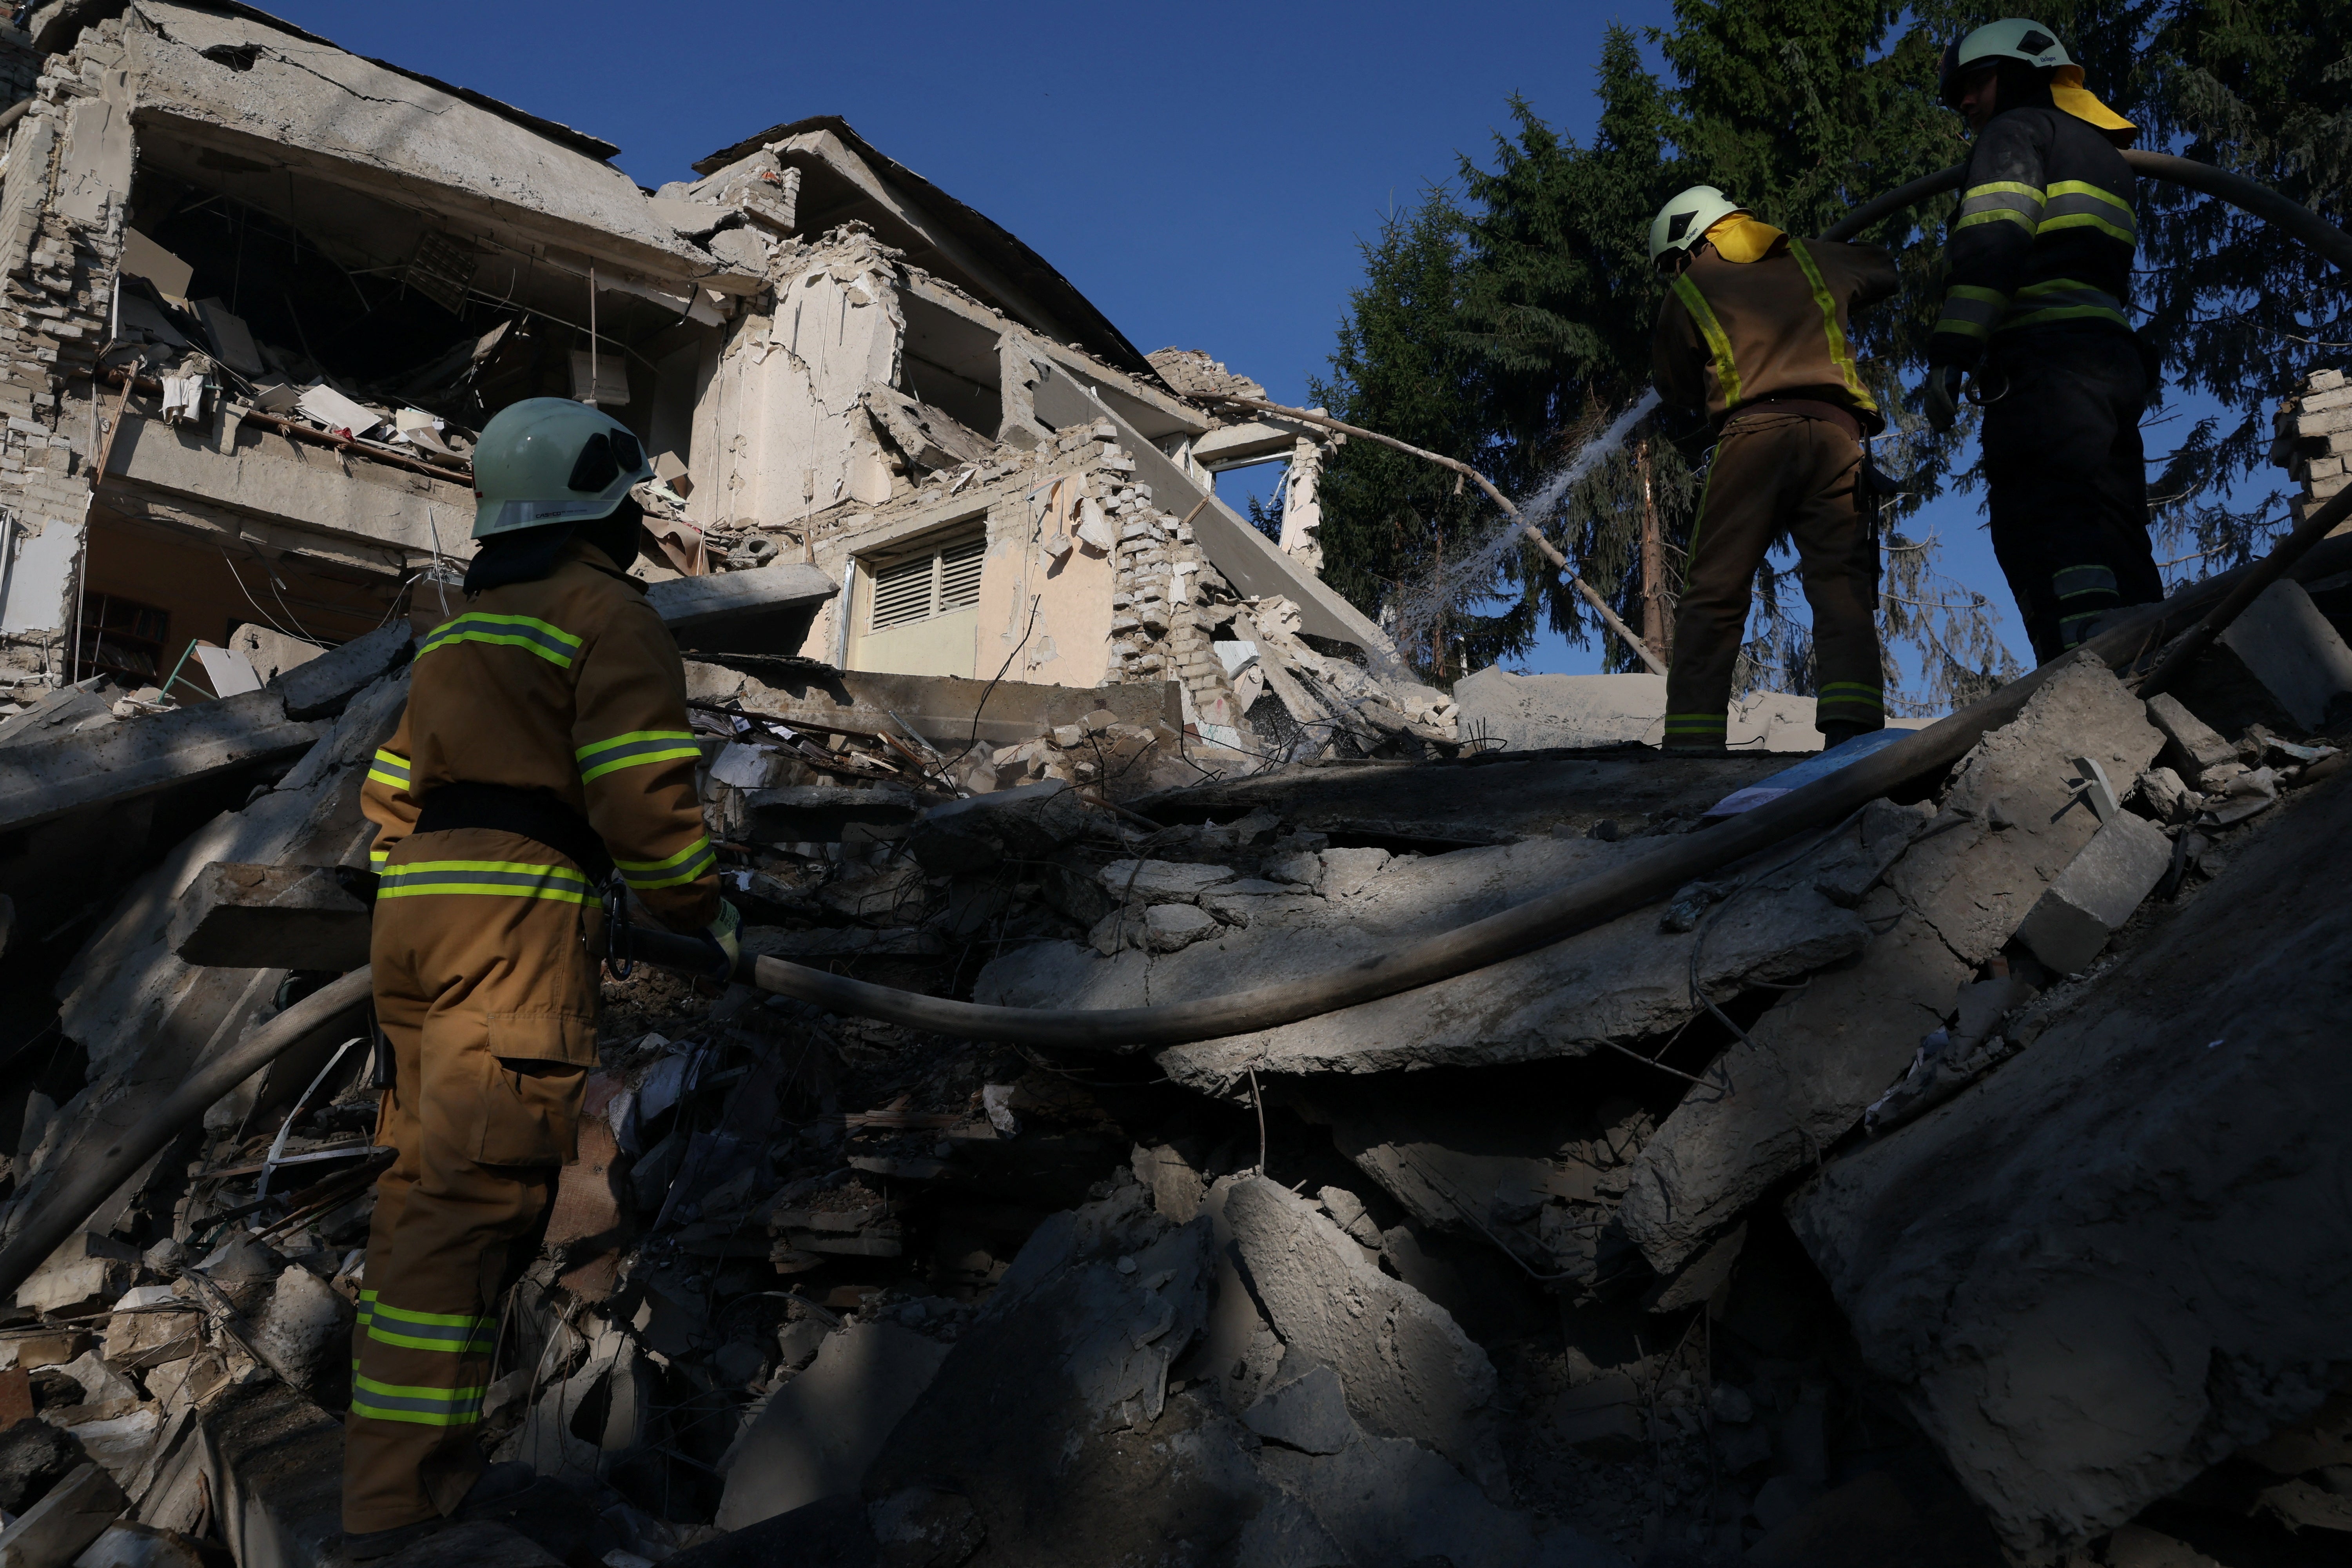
[854,603,978,679]
[974,481,1114,691]
[691,239,902,532]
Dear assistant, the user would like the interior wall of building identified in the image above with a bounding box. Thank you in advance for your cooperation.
[78,512,398,693]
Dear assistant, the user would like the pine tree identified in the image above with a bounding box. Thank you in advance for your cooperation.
[1307,193,1527,678]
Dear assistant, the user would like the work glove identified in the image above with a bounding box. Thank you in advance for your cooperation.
[1924,365,1966,434]
[698,898,742,982]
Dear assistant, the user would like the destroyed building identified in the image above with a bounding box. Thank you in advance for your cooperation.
[4,5,2352,1568]
[0,2,1448,768]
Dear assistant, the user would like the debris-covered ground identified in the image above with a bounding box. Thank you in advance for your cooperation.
[2,543,2351,1568]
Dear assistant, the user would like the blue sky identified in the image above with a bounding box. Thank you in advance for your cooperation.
[265,0,2263,703]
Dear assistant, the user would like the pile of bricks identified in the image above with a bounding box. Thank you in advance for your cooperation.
[2271,365,2352,524]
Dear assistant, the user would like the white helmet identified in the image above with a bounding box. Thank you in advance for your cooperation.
[1648,185,1746,264]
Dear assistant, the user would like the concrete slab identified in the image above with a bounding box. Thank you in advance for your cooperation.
[165,863,371,970]
[2211,579,2352,731]
[1617,661,2165,1275]
[645,563,837,656]
[0,688,318,837]
[977,828,1866,1093]
[690,661,1181,749]
[1785,759,2352,1560]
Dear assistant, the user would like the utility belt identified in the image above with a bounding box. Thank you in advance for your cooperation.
[413,780,615,884]
[1726,396,1863,443]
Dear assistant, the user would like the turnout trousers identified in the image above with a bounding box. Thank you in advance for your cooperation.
[343,828,599,1534]
[1980,328,2163,663]
[1664,410,1885,751]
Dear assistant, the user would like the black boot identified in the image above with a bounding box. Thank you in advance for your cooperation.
[336,1463,539,1561]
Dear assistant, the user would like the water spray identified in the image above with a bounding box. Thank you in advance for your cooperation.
[1187,391,1667,675]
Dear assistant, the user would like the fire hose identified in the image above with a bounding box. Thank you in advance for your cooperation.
[2,161,2347,1306]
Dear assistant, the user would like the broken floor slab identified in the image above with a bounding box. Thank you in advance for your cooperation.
[688,660,1181,751]
[644,562,838,657]
[978,827,1867,1092]
[1140,746,1791,847]
[1784,764,2352,1563]
[0,687,320,838]
[1618,659,2165,1276]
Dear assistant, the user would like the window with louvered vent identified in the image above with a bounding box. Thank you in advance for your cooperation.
[867,530,986,632]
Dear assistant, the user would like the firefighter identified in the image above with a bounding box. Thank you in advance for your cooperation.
[340,398,737,1559]
[1650,185,1900,753]
[1924,17,2160,662]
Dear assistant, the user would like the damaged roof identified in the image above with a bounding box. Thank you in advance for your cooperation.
[696,115,1162,381]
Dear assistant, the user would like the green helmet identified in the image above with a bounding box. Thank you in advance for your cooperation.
[470,397,653,540]
[1648,185,1745,264]
[1939,18,2071,107]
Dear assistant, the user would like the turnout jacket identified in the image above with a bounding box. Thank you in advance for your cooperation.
[1929,104,2138,367]
[1652,237,1899,436]
[361,539,719,932]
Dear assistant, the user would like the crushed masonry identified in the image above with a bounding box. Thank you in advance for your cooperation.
[0,10,2348,1568]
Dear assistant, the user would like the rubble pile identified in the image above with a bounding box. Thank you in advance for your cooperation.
[0,544,2348,1568]
[0,7,2347,1566]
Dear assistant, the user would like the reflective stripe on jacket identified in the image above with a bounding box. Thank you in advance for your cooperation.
[1652,236,1899,435]
[361,539,718,931]
[1930,105,2136,365]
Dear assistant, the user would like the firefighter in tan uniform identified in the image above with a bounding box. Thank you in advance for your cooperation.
[1648,186,1900,753]
[340,399,738,1558]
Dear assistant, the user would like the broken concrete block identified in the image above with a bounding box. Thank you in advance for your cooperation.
[1619,900,1972,1275]
[714,1322,949,1529]
[165,862,370,970]
[2012,811,2174,974]
[14,1235,139,1317]
[1094,859,1236,903]
[0,688,319,837]
[1316,845,1390,899]
[2135,766,2193,824]
[1142,903,1219,952]
[1786,753,2352,1559]
[1131,1143,1205,1224]
[1624,668,2161,1273]
[254,1265,353,1394]
[2145,693,2234,775]
[861,1183,1221,1566]
[1316,1186,1383,1250]
[1452,668,1668,750]
[1221,1176,1505,1496]
[53,1354,138,1408]
[0,1461,126,1568]
[267,621,412,721]
[906,780,1091,873]
[1882,656,2166,966]
[1243,1365,1353,1455]
[2211,579,2352,731]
